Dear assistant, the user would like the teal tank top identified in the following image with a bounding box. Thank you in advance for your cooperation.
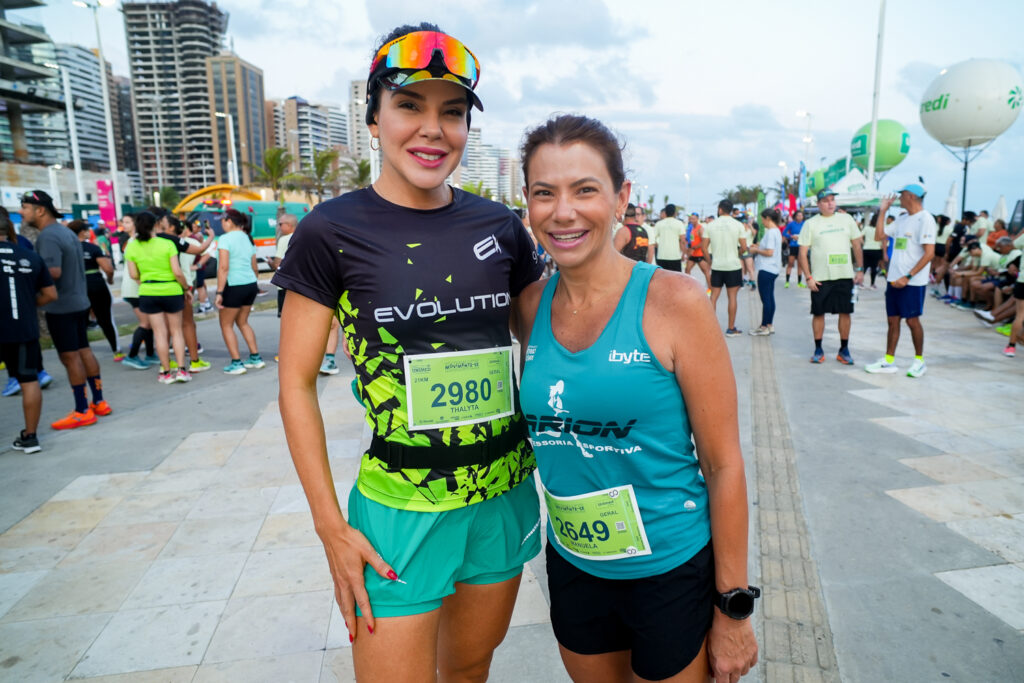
[520,261,710,579]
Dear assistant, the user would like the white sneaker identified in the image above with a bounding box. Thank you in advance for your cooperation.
[749,326,771,336]
[906,358,927,378]
[865,358,899,374]
[974,309,995,322]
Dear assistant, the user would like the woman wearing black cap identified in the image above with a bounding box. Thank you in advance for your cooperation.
[272,24,542,681]
[216,208,263,374]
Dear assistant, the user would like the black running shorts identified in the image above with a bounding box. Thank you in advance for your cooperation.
[546,542,715,681]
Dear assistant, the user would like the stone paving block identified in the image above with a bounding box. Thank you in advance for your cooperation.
[936,564,1024,630]
[159,516,264,559]
[71,666,198,681]
[785,590,813,623]
[58,522,178,567]
[790,622,818,666]
[71,601,227,678]
[6,498,122,536]
[764,591,788,620]
[898,454,1002,484]
[203,591,333,664]
[3,560,149,621]
[764,619,790,656]
[947,516,1024,563]
[232,547,334,598]
[193,651,324,683]
[49,473,149,501]
[765,661,797,683]
[814,626,838,670]
[886,484,1000,523]
[0,613,111,682]
[320,647,356,683]
[0,569,47,620]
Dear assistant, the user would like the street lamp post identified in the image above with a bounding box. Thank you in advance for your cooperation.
[215,112,239,186]
[56,64,85,203]
[73,0,119,218]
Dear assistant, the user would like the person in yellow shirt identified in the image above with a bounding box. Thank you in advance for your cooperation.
[705,199,748,336]
[798,189,864,364]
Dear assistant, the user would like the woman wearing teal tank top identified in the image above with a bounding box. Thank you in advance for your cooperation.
[515,115,759,683]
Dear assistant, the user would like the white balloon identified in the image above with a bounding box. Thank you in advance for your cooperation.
[920,59,1023,148]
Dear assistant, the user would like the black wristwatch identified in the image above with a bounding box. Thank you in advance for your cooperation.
[716,586,761,620]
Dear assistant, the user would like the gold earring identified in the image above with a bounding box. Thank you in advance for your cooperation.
[370,137,380,151]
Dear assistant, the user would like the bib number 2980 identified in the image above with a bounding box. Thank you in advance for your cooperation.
[404,347,514,430]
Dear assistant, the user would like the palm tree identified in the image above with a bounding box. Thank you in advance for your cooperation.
[246,147,303,204]
[339,158,373,191]
[159,186,181,210]
[304,148,342,204]
[771,173,801,204]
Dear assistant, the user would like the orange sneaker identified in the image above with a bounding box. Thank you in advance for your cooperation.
[90,400,112,416]
[51,409,97,430]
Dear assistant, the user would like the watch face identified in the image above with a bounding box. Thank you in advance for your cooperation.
[727,591,755,618]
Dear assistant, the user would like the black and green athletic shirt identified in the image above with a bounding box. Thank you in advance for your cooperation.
[272,186,544,512]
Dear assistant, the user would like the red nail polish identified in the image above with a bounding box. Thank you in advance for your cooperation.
[368,624,374,634]
[348,633,354,643]
[387,570,398,581]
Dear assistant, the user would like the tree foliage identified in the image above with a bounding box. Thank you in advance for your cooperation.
[158,186,181,210]
[245,147,304,204]
[303,148,342,204]
[339,158,373,191]
[720,184,767,209]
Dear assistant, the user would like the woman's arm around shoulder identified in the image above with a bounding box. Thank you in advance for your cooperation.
[512,277,548,367]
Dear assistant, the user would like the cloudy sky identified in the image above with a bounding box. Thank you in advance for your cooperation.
[23,0,1024,217]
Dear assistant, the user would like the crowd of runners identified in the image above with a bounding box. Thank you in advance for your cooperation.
[3,20,1023,683]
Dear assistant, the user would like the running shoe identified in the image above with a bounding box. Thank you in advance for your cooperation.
[223,360,247,375]
[906,358,927,378]
[12,431,40,454]
[836,349,855,365]
[122,356,149,370]
[199,302,213,313]
[169,360,178,370]
[320,357,340,374]
[996,324,1012,337]
[865,358,899,374]
[189,358,211,373]
[2,378,20,397]
[157,371,176,385]
[749,327,771,336]
[810,349,825,364]
[930,288,943,299]
[725,328,743,337]
[38,370,53,388]
[174,368,193,383]
[243,354,266,369]
[954,301,974,311]
[197,342,204,354]
[145,354,159,365]
[51,409,97,430]
[797,282,807,288]
[274,355,279,363]
[784,281,790,289]
[974,309,995,323]
[113,351,126,362]
[870,284,878,290]
[939,294,954,302]
[90,400,113,417]
[1004,345,1016,358]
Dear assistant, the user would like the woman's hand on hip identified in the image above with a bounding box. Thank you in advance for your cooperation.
[320,522,398,642]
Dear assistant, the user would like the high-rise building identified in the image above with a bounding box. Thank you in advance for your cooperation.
[324,104,347,149]
[0,2,64,163]
[23,44,110,170]
[206,52,265,185]
[123,0,228,194]
[112,74,143,201]
[274,96,328,173]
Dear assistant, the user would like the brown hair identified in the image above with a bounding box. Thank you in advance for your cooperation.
[0,207,15,242]
[520,114,626,192]
[760,208,783,226]
[68,219,90,235]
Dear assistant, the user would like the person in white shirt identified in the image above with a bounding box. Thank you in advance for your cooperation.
[865,182,936,377]
[747,208,783,335]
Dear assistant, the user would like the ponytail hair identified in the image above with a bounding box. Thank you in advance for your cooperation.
[224,208,253,245]
[134,211,156,241]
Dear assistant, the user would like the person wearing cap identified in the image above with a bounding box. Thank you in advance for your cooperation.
[782,210,805,288]
[614,203,651,263]
[272,23,542,681]
[647,203,686,271]
[23,190,111,428]
[865,183,936,377]
[798,189,864,365]
[706,199,748,337]
[1,217,56,453]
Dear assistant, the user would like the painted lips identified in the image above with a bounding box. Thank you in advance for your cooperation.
[408,148,447,168]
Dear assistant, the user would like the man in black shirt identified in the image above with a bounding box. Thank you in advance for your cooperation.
[1,221,56,452]
[614,204,651,263]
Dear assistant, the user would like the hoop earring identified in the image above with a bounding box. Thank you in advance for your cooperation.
[370,137,380,151]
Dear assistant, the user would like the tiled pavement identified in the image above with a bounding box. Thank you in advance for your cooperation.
[1,276,1023,681]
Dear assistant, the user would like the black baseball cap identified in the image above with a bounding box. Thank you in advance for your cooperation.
[21,190,59,217]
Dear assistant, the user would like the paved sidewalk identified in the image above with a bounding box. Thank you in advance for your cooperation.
[0,277,1022,681]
